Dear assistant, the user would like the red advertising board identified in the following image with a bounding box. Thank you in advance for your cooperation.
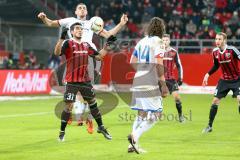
[101,53,223,86]
[0,70,52,95]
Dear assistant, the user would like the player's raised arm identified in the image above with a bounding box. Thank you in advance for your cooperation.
[89,36,117,61]
[54,28,68,56]
[37,12,59,27]
[99,14,128,38]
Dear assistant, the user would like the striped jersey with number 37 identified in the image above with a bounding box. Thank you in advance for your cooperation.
[131,36,165,63]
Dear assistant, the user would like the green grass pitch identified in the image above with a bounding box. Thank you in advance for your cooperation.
[0,94,239,160]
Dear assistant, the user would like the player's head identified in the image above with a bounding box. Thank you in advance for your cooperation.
[162,34,170,48]
[70,22,83,39]
[146,17,165,38]
[215,32,227,48]
[75,3,88,19]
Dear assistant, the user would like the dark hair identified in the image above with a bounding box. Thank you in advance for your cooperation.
[70,22,82,31]
[76,3,87,10]
[147,17,165,38]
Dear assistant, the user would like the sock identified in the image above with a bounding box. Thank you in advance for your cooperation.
[89,102,103,127]
[132,115,143,132]
[132,118,157,143]
[74,101,86,121]
[175,100,182,116]
[87,113,93,120]
[238,105,240,114]
[208,104,218,127]
[60,110,71,132]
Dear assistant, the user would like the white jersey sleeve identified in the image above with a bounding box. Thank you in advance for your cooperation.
[58,17,76,28]
[58,17,83,38]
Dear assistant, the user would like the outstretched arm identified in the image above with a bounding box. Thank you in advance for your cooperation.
[89,36,117,60]
[37,12,59,27]
[99,14,128,38]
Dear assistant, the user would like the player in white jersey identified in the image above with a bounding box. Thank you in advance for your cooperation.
[38,3,128,133]
[127,17,168,154]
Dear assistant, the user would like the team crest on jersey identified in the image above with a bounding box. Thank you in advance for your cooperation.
[82,43,88,47]
[225,52,231,58]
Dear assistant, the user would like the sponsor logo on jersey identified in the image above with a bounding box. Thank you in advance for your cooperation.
[83,43,89,47]
[73,50,88,54]
[219,60,231,63]
[226,52,231,58]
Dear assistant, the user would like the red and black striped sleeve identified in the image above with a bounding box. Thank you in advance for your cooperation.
[87,44,100,57]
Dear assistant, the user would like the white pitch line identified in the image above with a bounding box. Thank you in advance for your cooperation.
[0,96,62,101]
[0,112,53,119]
[0,106,129,119]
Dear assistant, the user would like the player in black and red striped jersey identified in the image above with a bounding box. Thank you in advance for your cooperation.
[202,32,240,133]
[55,22,116,141]
[162,34,184,123]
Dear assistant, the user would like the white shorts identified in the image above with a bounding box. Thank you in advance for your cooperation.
[131,96,163,112]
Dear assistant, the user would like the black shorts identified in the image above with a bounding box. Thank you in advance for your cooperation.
[64,81,95,102]
[214,78,240,99]
[166,79,179,94]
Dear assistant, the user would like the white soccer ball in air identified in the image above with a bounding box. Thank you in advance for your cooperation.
[90,16,104,33]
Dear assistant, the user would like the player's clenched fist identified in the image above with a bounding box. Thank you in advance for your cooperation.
[37,12,46,19]
[120,14,128,26]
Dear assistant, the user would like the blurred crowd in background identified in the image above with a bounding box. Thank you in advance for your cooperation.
[1,50,61,70]
[57,0,240,39]
[1,0,240,69]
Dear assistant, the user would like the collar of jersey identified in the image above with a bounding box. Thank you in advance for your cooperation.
[70,38,82,44]
[165,47,172,52]
[218,45,228,54]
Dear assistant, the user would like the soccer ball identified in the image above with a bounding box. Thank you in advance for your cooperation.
[90,16,104,33]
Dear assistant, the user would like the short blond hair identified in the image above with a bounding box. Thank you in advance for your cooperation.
[216,32,227,40]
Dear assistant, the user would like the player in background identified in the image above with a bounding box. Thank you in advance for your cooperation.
[55,22,116,141]
[37,3,128,38]
[202,32,240,133]
[127,17,168,154]
[162,34,184,123]
[38,3,128,133]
